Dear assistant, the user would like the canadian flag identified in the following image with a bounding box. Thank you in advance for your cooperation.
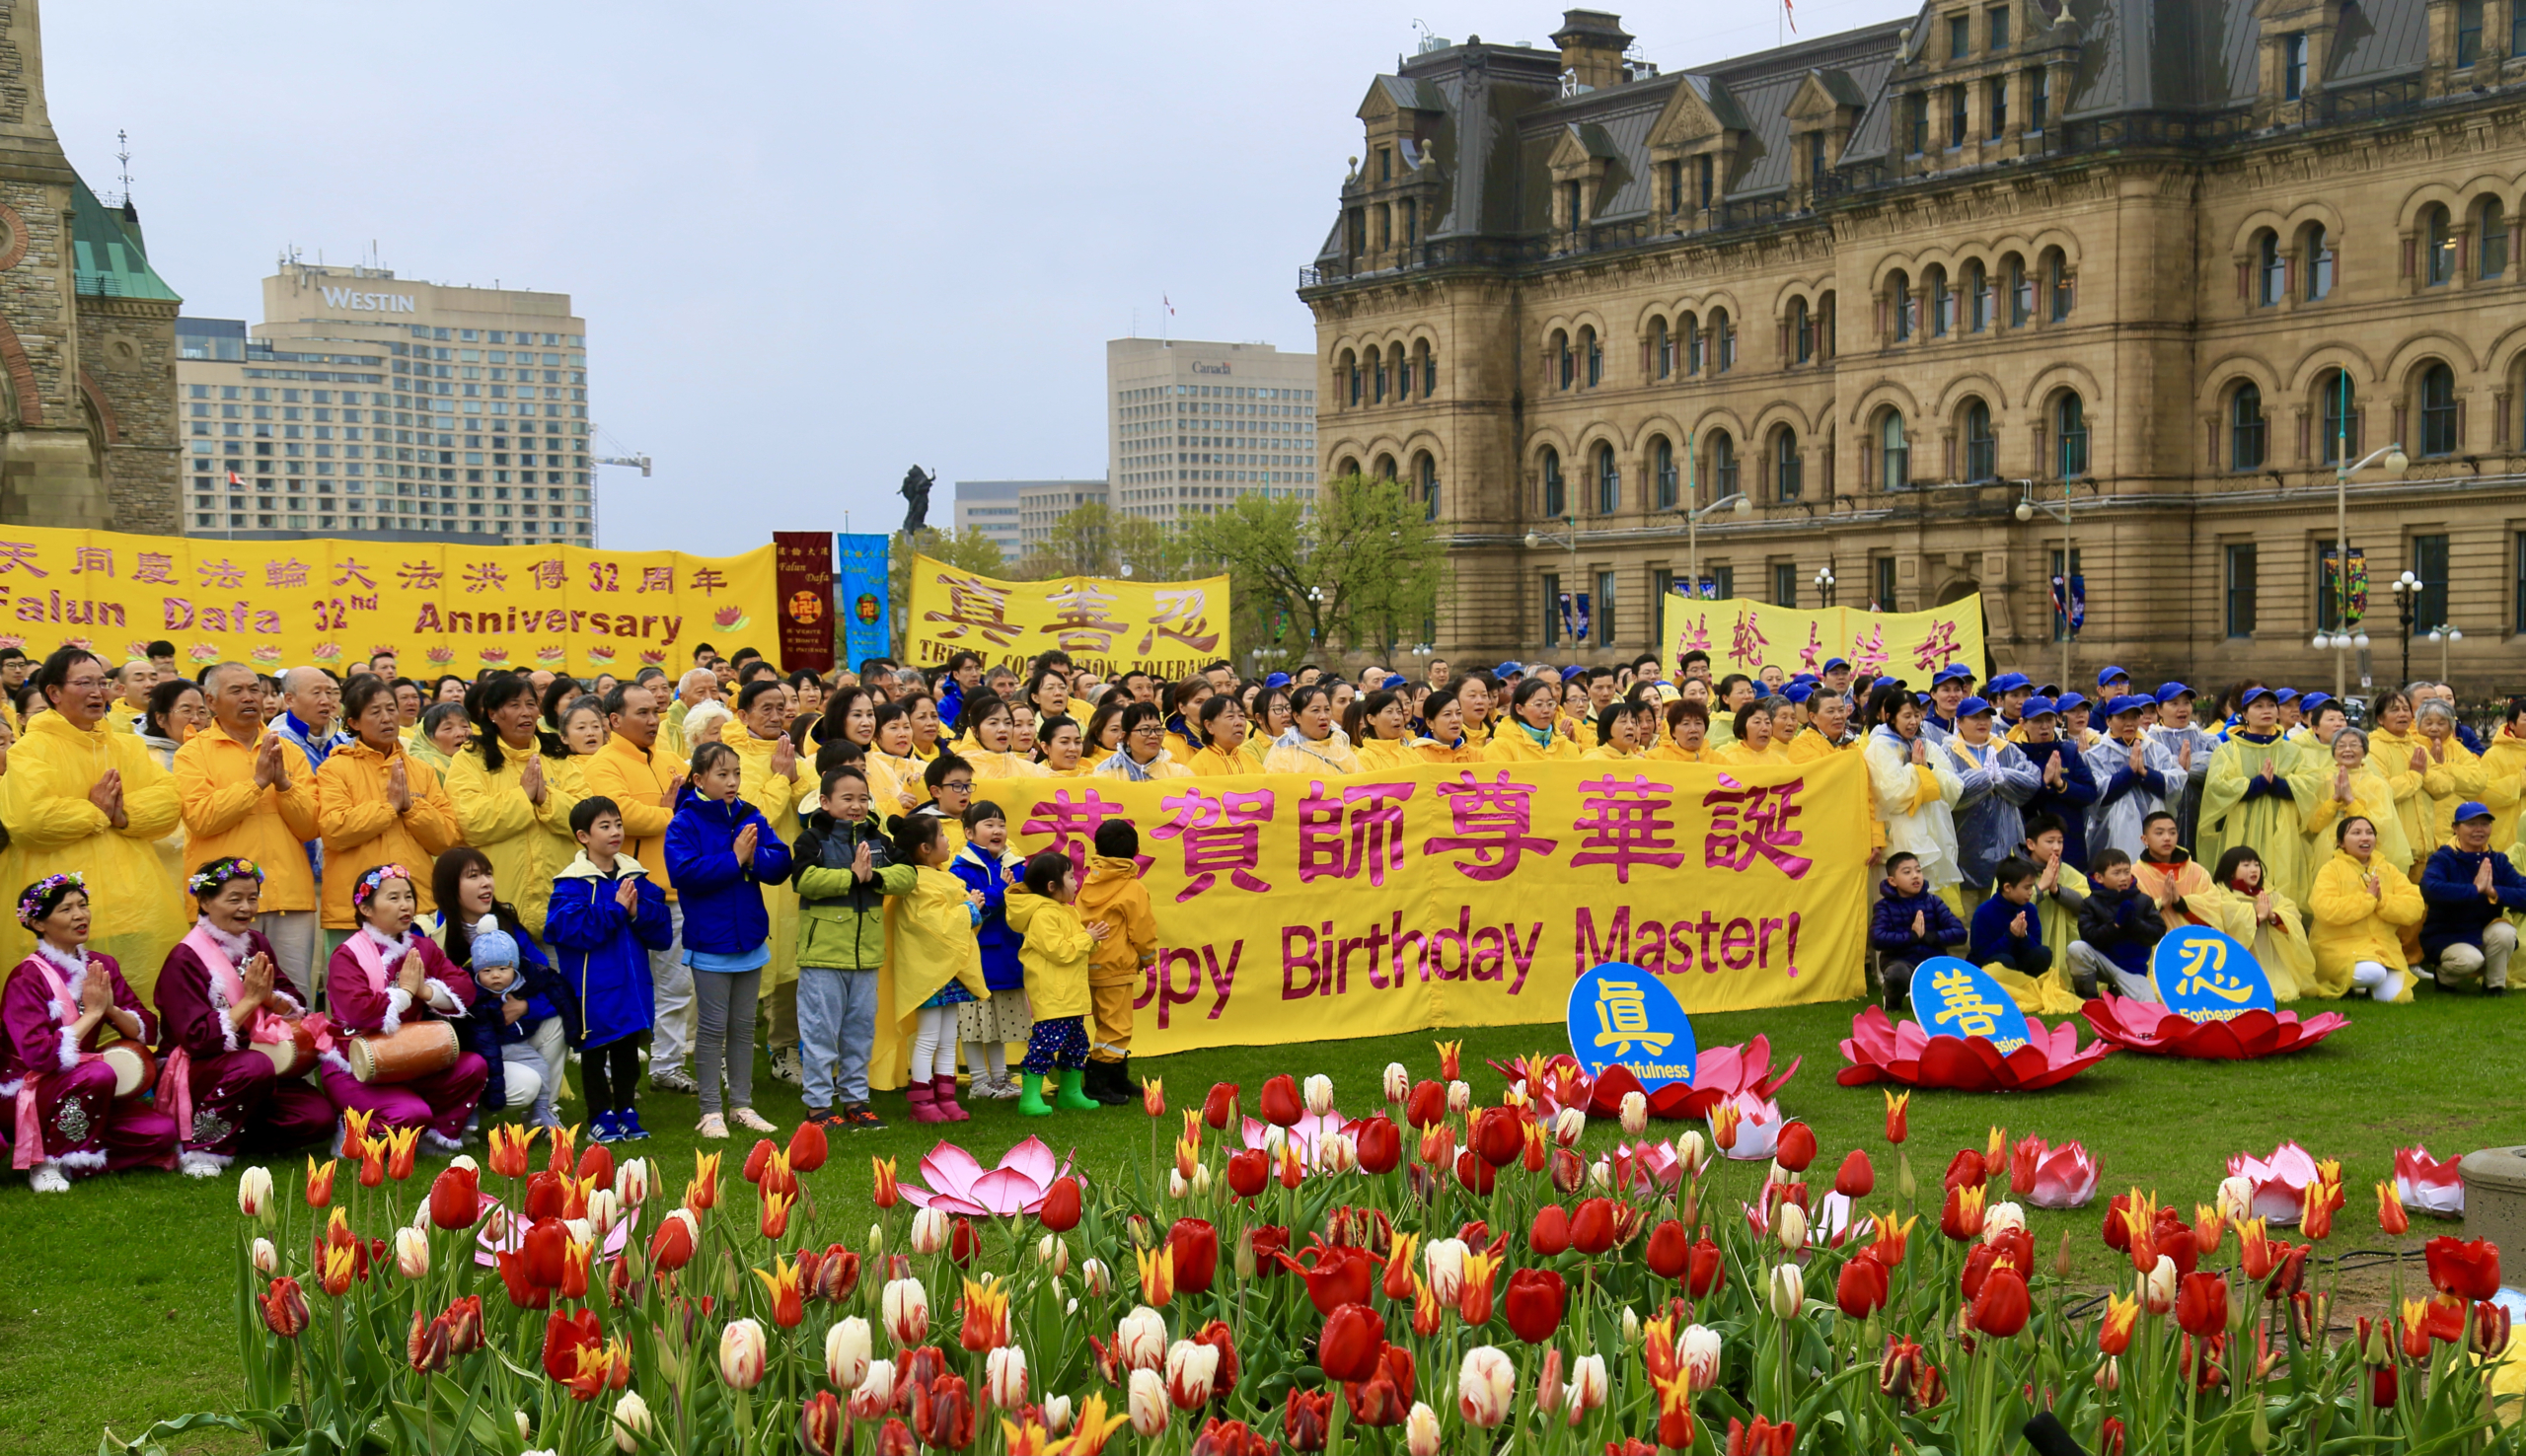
[226,470,243,486]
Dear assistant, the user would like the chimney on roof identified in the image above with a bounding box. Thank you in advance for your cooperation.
[1552,10,1633,90]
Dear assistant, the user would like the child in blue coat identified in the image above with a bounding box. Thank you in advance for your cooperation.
[663,741,794,1140]
[950,800,1031,1100]
[547,795,674,1143]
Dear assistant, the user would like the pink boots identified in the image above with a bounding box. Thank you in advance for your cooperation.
[930,1075,970,1122]
[907,1080,946,1125]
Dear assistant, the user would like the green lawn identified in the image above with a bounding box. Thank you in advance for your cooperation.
[10,987,2526,1455]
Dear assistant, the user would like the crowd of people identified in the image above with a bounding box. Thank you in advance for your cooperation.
[0,633,2519,1196]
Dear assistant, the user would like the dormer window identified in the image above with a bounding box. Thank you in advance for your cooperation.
[1378,146,1393,182]
[2459,0,2485,66]
[2282,34,2307,99]
[1698,155,1715,207]
[1988,5,2010,50]
[1949,13,1970,58]
[1808,132,1826,184]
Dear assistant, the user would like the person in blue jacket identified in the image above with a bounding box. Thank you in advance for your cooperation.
[547,795,673,1142]
[430,845,576,1130]
[2017,697,2100,870]
[1968,856,2054,974]
[1870,851,1969,1010]
[663,740,794,1140]
[2419,801,2526,993]
[950,799,1032,1099]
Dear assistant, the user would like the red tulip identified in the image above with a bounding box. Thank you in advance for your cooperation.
[1837,1255,1890,1318]
[524,1169,565,1221]
[800,1390,844,1456]
[1729,1415,1798,1456]
[1226,1149,1270,1200]
[522,1216,569,1288]
[810,1244,861,1302]
[1941,1185,1986,1242]
[1170,1218,1221,1296]
[1645,1219,1689,1279]
[1530,1205,1571,1256]
[2101,1192,2134,1252]
[1193,1317,1240,1397]
[1943,1147,1986,1192]
[428,1164,481,1231]
[1343,1343,1416,1426]
[1039,1176,1081,1233]
[743,1137,777,1185]
[494,1249,548,1309]
[2370,1362,2398,1410]
[949,1215,981,1266]
[2426,1237,2503,1301]
[787,1119,829,1175]
[1883,1089,1909,1145]
[1834,1149,1876,1200]
[1773,1121,1818,1173]
[1570,1198,1616,1255]
[1474,1107,1524,1168]
[1687,1237,1725,1298]
[912,1372,974,1451]
[2475,1300,2512,1357]
[648,1209,697,1273]
[1283,1388,1332,1450]
[1453,1148,1496,1195]
[1969,1265,2031,1338]
[259,1275,309,1338]
[1318,1302,1385,1383]
[1960,1242,2004,1303]
[1503,1268,1567,1344]
[1260,1075,1303,1128]
[2425,1293,2467,1346]
[1404,1079,1447,1128]
[541,1306,602,1382]
[443,1294,483,1355]
[577,1141,615,1191]
[1203,1081,1241,1130]
[1355,1116,1401,1175]
[1296,1243,1375,1316]
[2155,1205,2198,1277]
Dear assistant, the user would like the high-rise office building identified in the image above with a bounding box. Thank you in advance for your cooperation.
[950,478,1024,557]
[1016,479,1110,553]
[176,262,593,545]
[1108,337,1317,523]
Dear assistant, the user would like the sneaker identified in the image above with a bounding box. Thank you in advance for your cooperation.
[769,1048,804,1086]
[729,1106,777,1133]
[590,1111,624,1144]
[697,1113,729,1140]
[651,1066,699,1095]
[841,1103,887,1130]
[804,1106,849,1130]
[28,1161,68,1194]
[616,1110,653,1141]
[178,1150,226,1179]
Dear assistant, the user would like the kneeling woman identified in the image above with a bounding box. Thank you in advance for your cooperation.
[4,875,180,1191]
[2307,815,2426,1003]
[153,858,335,1172]
[320,864,489,1152]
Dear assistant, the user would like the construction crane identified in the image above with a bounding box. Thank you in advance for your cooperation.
[594,453,651,476]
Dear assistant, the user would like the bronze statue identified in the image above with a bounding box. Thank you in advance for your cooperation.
[900,465,935,536]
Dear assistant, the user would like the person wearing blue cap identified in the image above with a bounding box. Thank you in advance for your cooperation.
[1938,695,2039,908]
[1821,658,1855,698]
[2041,692,2097,751]
[2144,682,2219,848]
[2016,697,2100,870]
[2292,692,2340,746]
[2198,686,2326,904]
[2089,666,2131,736]
[2418,801,2526,991]
[1861,680,1968,910]
[1922,667,1971,742]
[1985,673,2035,732]
[2084,694,2182,861]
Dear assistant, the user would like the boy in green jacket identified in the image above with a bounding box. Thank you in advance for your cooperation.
[790,764,918,1129]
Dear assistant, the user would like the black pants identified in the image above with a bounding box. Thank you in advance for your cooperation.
[581,1037,643,1117]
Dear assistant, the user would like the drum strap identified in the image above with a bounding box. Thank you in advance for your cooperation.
[13,954,104,1170]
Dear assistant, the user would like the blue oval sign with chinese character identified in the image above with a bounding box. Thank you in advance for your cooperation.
[2151,926,2275,1023]
[1909,956,2033,1054]
[1566,962,1698,1093]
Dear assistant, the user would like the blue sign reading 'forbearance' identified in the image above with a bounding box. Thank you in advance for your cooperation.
[2152,925,2276,1023]
[1910,955,2033,1054]
[1566,961,1698,1094]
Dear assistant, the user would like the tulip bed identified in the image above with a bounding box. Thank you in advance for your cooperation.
[23,993,2526,1455]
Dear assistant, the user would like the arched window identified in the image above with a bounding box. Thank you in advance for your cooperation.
[1397,344,1414,400]
[1343,350,1362,407]
[1595,443,1620,513]
[1583,327,1603,387]
[2302,225,2335,300]
[1652,318,1672,380]
[1714,310,1737,371]
[1791,298,1812,363]
[1966,261,1989,331]
[1541,448,1565,517]
[1964,400,1996,480]
[2317,369,2359,465]
[1880,410,1910,489]
[2257,231,2285,306]
[2418,363,2459,456]
[1374,349,1389,403]
[1929,266,1953,336]
[2043,248,2074,320]
[1374,453,1396,481]
[1892,272,1914,341]
[1419,341,1437,398]
[2054,394,2088,477]
[2480,198,2509,279]
[1337,456,1362,478]
[2008,255,2033,326]
[1772,426,1802,500]
[1653,436,1678,509]
[2425,205,2455,286]
[1819,290,1837,358]
[1415,452,1439,521]
[1555,329,1574,391]
[2230,383,2266,470]
[1706,431,1738,500]
[1683,313,1704,375]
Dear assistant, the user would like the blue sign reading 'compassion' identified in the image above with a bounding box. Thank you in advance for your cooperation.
[1566,961,1698,1094]
[1909,955,2033,1054]
[2152,925,2275,1023]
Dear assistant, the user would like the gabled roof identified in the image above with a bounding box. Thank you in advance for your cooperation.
[70,176,179,303]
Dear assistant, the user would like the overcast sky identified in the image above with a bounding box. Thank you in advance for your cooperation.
[46,0,1919,555]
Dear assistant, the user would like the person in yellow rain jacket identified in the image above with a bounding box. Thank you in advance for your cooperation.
[1412,686,1481,765]
[1647,699,1715,764]
[1348,692,1420,772]
[2413,699,2489,850]
[1076,822,1157,1105]
[1784,689,1861,764]
[2308,814,2427,1001]
[317,677,462,941]
[2196,845,2325,999]
[1262,687,1359,776]
[2302,728,2414,889]
[2366,690,2472,883]
[1454,676,1495,753]
[0,649,185,996]
[1035,715,1095,778]
[1489,680,1582,763]
[955,693,1051,784]
[864,702,929,818]
[1581,702,1653,762]
[2479,697,2526,851]
[1159,676,1214,767]
[880,812,991,1122]
[725,679,812,1087]
[1714,700,1792,766]
[1003,851,1104,1117]
[445,675,582,939]
[2196,687,2324,910]
[1183,696,1252,777]
[174,664,324,1003]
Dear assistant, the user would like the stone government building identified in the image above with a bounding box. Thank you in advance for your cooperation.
[1302,2,2526,694]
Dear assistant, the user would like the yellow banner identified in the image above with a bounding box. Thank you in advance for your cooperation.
[1658,596,1985,684]
[0,524,777,678]
[903,554,1231,681]
[968,754,1869,1056]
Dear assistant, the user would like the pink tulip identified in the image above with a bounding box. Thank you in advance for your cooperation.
[2023,1139,2102,1210]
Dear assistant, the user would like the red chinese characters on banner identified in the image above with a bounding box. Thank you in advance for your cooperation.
[1910,617,1963,670]
[922,571,1022,648]
[1569,774,1688,883]
[1134,587,1223,657]
[1041,581,1127,653]
[1152,787,1274,902]
[1298,780,1418,888]
[1701,777,1815,879]
[1727,608,1769,668]
[1848,622,1889,676]
[1423,771,1559,882]
[1020,789,1133,869]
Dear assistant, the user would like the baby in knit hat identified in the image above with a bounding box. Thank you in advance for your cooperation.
[462,914,565,1129]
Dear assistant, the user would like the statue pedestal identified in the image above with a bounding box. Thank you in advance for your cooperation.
[2459,1147,2526,1258]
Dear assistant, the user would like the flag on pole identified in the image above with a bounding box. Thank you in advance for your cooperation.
[1784,0,1797,31]
[226,470,243,486]
[1163,294,1175,317]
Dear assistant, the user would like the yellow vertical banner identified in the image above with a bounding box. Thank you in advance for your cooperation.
[0,525,780,676]
[902,554,1232,680]
[1659,596,1985,682]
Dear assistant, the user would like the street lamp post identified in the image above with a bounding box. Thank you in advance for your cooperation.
[2426,623,2463,685]
[2388,570,2422,687]
[2321,441,2412,697]
[1813,565,1837,609]
[1523,515,1582,651]
[1666,492,1751,599]
[2011,479,2075,694]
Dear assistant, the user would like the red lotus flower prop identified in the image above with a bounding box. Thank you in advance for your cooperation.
[1837,1006,2111,1093]
[2226,1141,2321,1225]
[2395,1145,2464,1218]
[2079,997,2348,1059]
[2015,1138,2101,1210]
[1489,1037,1801,1122]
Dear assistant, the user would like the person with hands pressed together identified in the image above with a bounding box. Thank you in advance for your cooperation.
[725,678,813,1088]
[318,676,462,953]
[950,800,1031,1100]
[1004,848,1106,1117]
[2198,686,2324,906]
[662,740,792,1140]
[175,663,325,1003]
[578,681,698,1095]
[2194,846,2322,999]
[1941,696,2040,910]
[152,858,335,1175]
[789,764,919,1130]
[4,874,180,1191]
[2084,694,2181,861]
[320,864,489,1153]
[881,812,992,1125]
[544,798,673,1142]
[1968,856,2057,982]
[2303,727,2413,895]
[0,647,186,993]
[447,674,582,938]
[2309,815,2426,1002]
[2364,689,2457,885]
[1869,851,1969,1012]
[2006,813,2092,989]
[1864,682,1968,912]
[2015,698,2100,871]
[2418,802,2526,993]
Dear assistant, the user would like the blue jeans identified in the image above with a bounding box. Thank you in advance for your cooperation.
[797,967,881,1109]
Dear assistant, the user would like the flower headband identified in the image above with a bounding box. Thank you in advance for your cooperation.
[186,856,264,901]
[351,863,412,910]
[17,872,85,928]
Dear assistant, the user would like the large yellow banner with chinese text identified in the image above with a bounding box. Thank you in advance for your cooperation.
[903,554,1231,681]
[0,525,779,678]
[1659,597,1985,685]
[879,754,1867,1072]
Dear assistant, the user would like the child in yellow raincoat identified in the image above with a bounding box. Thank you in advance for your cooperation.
[2307,814,2426,1002]
[1003,849,1106,1117]
[2197,845,2324,999]
[882,813,991,1123]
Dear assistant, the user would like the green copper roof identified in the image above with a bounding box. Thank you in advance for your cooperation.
[70,175,180,302]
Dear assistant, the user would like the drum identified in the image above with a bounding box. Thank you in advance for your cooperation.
[346,1021,460,1085]
[100,1043,157,1100]
[253,1022,321,1080]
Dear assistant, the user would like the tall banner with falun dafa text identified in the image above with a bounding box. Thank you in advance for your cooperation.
[0,524,780,676]
[860,754,1868,1083]
[904,554,1231,680]
[1660,596,1986,684]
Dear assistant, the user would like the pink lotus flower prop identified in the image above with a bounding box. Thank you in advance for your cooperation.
[2396,1144,2464,1217]
[2226,1141,2321,1225]
[2014,1138,2101,1209]
[2079,997,2348,1059]
[1709,1091,1785,1162]
[900,1136,1075,1217]
[1595,1139,1683,1195]
[1491,1038,1801,1123]
[1239,1112,1362,1170]
[1835,1005,2111,1093]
